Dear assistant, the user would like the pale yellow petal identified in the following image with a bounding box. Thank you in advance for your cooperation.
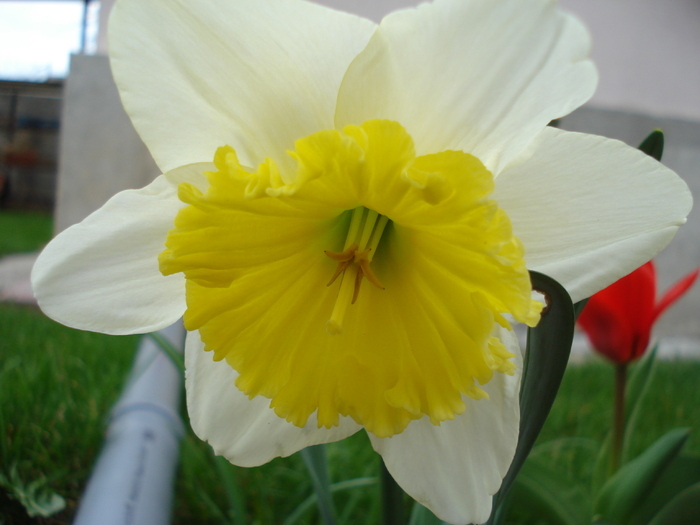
[109,0,376,173]
[336,0,596,173]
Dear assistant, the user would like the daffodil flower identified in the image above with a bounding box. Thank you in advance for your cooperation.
[31,0,692,522]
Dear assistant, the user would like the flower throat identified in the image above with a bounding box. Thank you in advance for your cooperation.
[325,207,388,335]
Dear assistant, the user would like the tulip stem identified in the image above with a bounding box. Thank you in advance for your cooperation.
[612,363,628,473]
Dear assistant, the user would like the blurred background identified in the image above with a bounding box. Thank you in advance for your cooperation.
[0,1,698,523]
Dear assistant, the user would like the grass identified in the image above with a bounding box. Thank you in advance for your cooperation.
[1,302,698,524]
[0,304,140,522]
[531,360,700,500]
[0,304,383,524]
[0,211,53,257]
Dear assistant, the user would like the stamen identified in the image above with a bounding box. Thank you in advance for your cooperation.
[345,208,365,250]
[358,257,384,290]
[325,244,358,262]
[325,244,357,286]
[352,266,364,305]
[358,209,379,250]
[326,260,350,287]
[325,207,389,334]
[367,215,389,262]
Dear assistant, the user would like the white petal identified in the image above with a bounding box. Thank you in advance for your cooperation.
[370,327,521,525]
[185,331,362,467]
[31,165,209,335]
[335,0,596,174]
[109,0,376,175]
[494,127,692,303]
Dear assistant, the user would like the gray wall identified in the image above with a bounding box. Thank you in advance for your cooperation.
[54,54,158,233]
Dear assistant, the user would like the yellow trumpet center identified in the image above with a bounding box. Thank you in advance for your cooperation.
[159,119,542,437]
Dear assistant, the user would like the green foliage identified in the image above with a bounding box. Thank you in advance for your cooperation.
[379,460,405,525]
[2,302,700,524]
[505,457,589,525]
[621,345,659,463]
[592,346,659,490]
[630,453,700,525]
[284,477,379,525]
[301,445,337,525]
[0,304,139,522]
[648,482,700,525]
[595,428,690,524]
[490,271,575,524]
[506,347,700,525]
[408,503,446,525]
[212,455,247,525]
[0,211,53,257]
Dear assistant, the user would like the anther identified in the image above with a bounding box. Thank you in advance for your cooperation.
[325,244,358,286]
[326,245,386,308]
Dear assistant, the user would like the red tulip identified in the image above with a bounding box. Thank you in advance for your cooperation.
[578,261,699,364]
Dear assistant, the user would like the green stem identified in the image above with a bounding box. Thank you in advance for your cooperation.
[300,445,337,525]
[147,332,185,373]
[380,460,404,525]
[612,363,627,473]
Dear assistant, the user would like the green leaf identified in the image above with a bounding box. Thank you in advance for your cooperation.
[408,502,447,525]
[594,428,690,524]
[213,455,247,525]
[629,453,700,525]
[505,458,591,525]
[648,481,700,525]
[300,444,337,525]
[638,130,664,161]
[490,271,575,522]
[148,332,185,373]
[592,432,614,495]
[622,344,659,464]
[283,477,378,525]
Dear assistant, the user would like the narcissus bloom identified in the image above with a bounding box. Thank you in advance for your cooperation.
[578,261,698,364]
[32,0,692,522]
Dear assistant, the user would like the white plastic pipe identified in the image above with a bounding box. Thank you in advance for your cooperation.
[73,321,186,525]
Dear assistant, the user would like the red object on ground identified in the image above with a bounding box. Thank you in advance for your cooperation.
[578,261,699,364]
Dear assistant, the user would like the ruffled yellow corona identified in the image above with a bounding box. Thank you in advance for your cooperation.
[159,120,541,438]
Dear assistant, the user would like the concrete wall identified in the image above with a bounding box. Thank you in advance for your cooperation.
[560,0,700,122]
[54,54,158,233]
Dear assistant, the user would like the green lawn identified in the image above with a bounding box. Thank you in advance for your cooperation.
[0,211,53,257]
[1,302,699,524]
